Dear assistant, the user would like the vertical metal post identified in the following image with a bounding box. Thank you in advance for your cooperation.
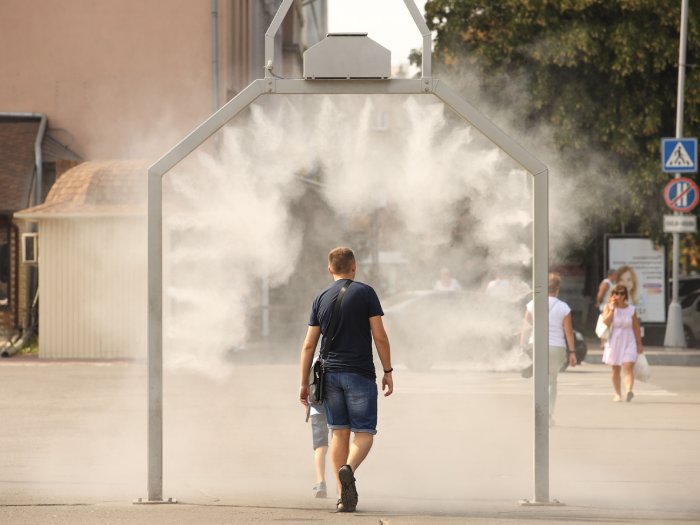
[532,169,550,503]
[211,0,220,112]
[138,79,264,505]
[664,0,689,348]
[264,0,294,77]
[146,170,164,502]
[402,0,431,78]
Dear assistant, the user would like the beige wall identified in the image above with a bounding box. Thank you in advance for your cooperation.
[0,0,223,160]
[38,218,146,359]
[0,0,320,162]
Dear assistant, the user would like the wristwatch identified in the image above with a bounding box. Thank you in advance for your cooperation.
[383,368,393,373]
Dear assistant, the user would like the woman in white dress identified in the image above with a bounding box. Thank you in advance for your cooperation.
[601,284,644,402]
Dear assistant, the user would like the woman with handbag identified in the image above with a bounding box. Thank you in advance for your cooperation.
[601,284,644,402]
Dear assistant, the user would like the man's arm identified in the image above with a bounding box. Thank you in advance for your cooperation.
[299,325,321,406]
[595,280,610,308]
[370,315,393,397]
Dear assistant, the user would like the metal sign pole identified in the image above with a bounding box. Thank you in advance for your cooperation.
[664,0,689,348]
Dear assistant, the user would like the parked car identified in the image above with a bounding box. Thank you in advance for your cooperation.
[382,289,587,370]
[670,275,700,302]
[682,290,700,348]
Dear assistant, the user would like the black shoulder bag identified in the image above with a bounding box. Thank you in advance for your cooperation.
[309,279,352,405]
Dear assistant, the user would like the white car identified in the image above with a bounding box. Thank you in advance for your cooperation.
[672,275,700,302]
[682,291,700,348]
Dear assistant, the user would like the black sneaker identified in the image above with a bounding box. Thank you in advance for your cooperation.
[338,464,358,512]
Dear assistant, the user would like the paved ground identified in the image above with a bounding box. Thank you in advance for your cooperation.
[1,347,699,524]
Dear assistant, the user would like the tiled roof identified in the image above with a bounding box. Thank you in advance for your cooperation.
[0,117,40,214]
[15,160,148,219]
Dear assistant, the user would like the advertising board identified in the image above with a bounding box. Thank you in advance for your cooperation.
[606,236,667,323]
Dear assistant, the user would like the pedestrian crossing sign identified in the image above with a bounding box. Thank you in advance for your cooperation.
[662,138,697,173]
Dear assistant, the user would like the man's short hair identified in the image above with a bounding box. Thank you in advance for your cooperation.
[328,247,355,275]
[548,272,561,294]
[608,268,617,277]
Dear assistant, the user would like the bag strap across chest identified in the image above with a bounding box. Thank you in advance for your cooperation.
[320,279,352,360]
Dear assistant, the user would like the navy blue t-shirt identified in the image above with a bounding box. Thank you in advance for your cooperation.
[309,279,384,380]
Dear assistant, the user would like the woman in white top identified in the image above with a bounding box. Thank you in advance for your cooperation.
[521,273,577,426]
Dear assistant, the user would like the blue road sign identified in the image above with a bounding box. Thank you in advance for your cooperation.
[662,138,697,173]
[664,177,699,213]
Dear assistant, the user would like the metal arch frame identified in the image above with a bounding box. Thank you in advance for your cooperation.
[144,0,551,507]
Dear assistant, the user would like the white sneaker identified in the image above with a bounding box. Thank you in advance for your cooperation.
[312,481,326,498]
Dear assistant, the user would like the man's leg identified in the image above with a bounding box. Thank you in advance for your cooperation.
[347,432,373,472]
[330,429,350,496]
[327,372,378,512]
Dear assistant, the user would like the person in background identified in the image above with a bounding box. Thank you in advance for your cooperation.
[485,270,509,297]
[595,268,618,313]
[299,247,393,513]
[486,269,530,300]
[601,284,644,402]
[520,272,577,427]
[433,267,461,292]
[309,402,329,498]
[595,268,618,348]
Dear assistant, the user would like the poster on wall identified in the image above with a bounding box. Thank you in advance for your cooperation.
[607,236,666,323]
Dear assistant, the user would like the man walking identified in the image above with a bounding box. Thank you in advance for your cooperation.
[299,246,393,513]
[595,268,618,347]
[596,268,618,313]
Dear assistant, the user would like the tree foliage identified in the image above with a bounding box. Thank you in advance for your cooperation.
[423,0,700,252]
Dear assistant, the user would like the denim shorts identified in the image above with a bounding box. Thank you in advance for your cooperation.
[323,372,378,435]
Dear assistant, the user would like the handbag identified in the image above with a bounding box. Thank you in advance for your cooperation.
[595,313,610,339]
[308,279,352,405]
[520,343,533,378]
[634,354,651,382]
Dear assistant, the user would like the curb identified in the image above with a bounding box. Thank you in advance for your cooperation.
[585,339,700,366]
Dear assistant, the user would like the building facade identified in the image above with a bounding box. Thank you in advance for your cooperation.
[0,0,327,160]
[4,0,327,355]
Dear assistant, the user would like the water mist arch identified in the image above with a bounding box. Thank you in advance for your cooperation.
[144,0,551,507]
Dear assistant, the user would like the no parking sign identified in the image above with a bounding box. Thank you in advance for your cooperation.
[664,177,699,212]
